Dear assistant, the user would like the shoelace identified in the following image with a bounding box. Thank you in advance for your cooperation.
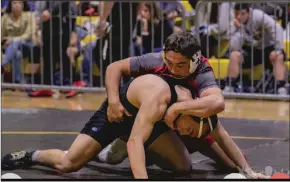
[11,151,27,160]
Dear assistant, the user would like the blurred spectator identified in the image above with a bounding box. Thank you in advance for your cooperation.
[156,2,181,16]
[280,3,290,30]
[156,2,183,24]
[194,2,236,58]
[29,1,81,97]
[133,3,173,55]
[74,1,101,86]
[223,4,288,95]
[1,1,39,83]
[77,1,98,16]
[252,3,289,29]
[96,2,139,84]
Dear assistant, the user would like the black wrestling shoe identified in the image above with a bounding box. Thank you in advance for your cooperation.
[2,150,36,170]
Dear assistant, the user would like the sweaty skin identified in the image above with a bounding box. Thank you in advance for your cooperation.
[126,74,171,178]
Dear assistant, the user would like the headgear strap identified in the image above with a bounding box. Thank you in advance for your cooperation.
[162,49,201,75]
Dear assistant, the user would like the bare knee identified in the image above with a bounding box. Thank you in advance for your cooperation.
[57,156,81,173]
[269,51,284,64]
[229,51,242,63]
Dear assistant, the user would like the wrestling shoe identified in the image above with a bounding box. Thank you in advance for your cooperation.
[95,138,154,166]
[96,138,128,165]
[2,150,36,170]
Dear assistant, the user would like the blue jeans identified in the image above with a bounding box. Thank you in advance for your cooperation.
[81,44,96,84]
[2,40,34,82]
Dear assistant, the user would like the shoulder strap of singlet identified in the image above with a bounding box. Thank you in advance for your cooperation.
[168,84,178,107]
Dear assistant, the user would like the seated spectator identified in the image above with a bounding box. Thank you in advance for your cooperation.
[63,31,87,98]
[223,4,288,95]
[1,1,39,83]
[74,7,101,86]
[28,1,80,98]
[251,3,289,29]
[194,2,236,58]
[133,3,173,56]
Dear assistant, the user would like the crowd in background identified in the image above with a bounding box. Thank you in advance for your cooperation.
[1,1,290,97]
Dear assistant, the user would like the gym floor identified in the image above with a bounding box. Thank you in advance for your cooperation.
[1,91,289,179]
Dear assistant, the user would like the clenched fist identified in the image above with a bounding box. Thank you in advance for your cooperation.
[107,101,132,122]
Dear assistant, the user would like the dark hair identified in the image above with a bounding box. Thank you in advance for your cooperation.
[163,32,201,59]
[234,3,250,12]
[143,3,162,20]
[6,1,30,13]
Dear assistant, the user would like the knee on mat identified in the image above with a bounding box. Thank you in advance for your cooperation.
[172,162,192,174]
[57,158,81,173]
[97,139,128,165]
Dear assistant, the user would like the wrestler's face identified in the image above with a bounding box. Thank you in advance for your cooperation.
[163,51,191,79]
[175,115,209,138]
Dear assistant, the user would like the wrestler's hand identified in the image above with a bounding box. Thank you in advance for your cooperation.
[245,172,269,179]
[107,101,132,122]
[242,168,270,179]
[164,104,179,129]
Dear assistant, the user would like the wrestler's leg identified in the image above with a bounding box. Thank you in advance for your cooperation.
[2,101,121,172]
[37,134,102,172]
[144,123,192,173]
[96,132,192,173]
[97,136,129,165]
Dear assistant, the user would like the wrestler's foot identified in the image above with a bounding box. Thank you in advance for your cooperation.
[2,150,36,170]
[96,138,128,165]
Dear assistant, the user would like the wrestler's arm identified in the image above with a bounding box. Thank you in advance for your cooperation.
[127,98,168,179]
[98,2,115,22]
[175,88,261,178]
[105,54,156,105]
[173,69,225,118]
[105,58,131,104]
[174,87,224,118]
[209,122,257,176]
[99,1,120,104]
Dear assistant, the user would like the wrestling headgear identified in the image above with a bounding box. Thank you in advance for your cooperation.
[173,115,218,138]
[162,48,201,75]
